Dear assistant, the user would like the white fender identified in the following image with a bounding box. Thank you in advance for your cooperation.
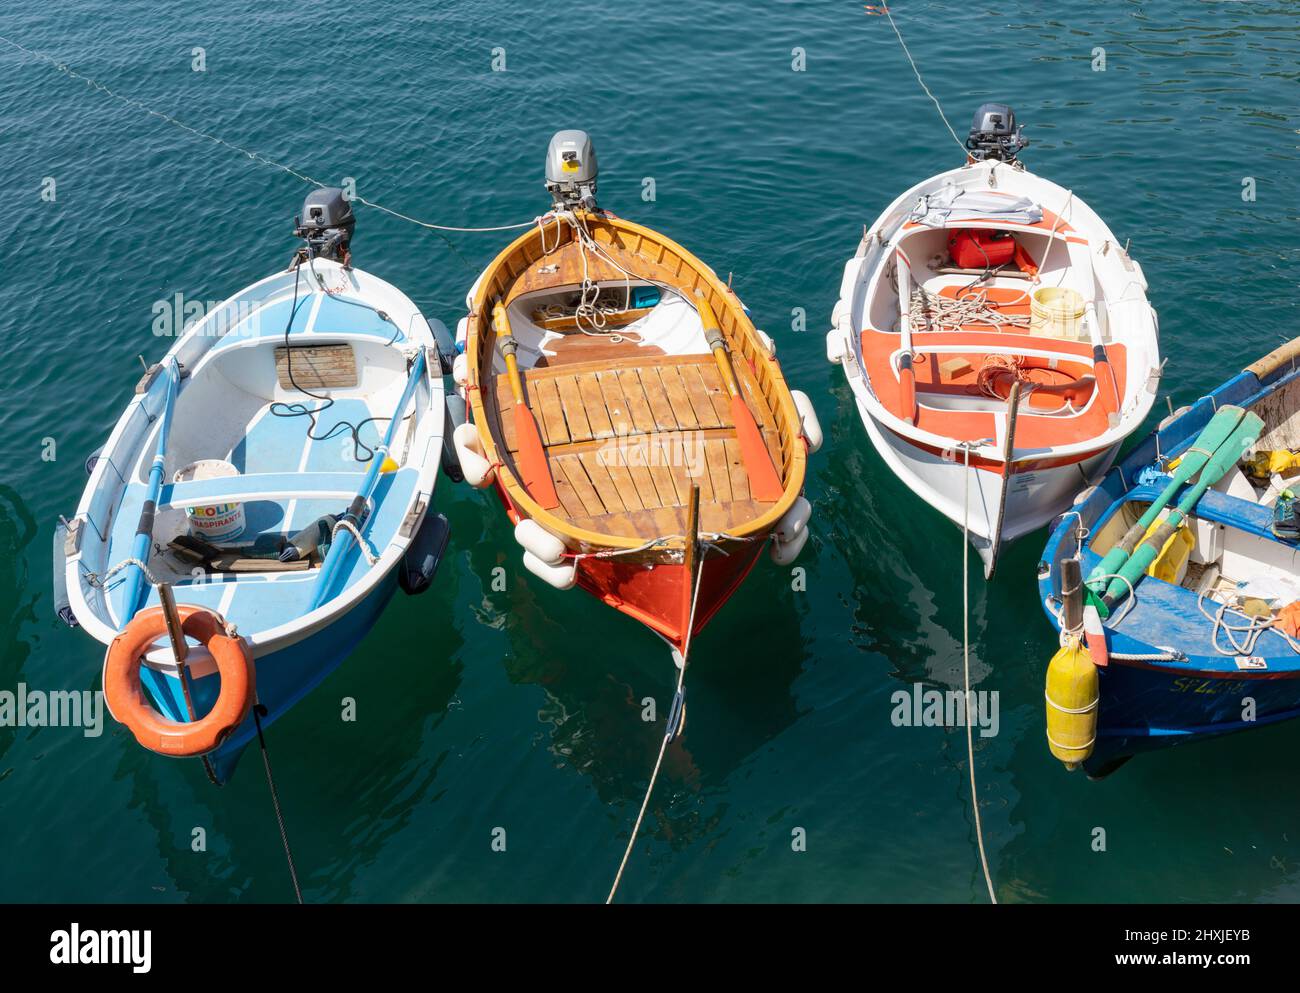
[774,495,812,543]
[523,550,577,590]
[769,526,810,565]
[1072,485,1097,508]
[825,327,847,365]
[455,316,469,349]
[453,423,495,488]
[452,353,469,387]
[515,518,566,566]
[790,390,822,453]
[754,329,776,357]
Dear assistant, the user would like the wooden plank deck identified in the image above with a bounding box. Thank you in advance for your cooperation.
[494,354,781,539]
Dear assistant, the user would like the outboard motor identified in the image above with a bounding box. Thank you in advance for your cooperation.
[294,187,355,263]
[966,103,1028,163]
[544,130,598,211]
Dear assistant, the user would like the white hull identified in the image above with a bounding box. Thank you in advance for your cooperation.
[828,155,1160,576]
[855,388,1116,574]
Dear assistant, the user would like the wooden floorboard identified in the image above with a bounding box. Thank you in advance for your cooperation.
[491,352,782,538]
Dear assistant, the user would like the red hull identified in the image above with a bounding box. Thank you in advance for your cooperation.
[577,541,766,653]
[498,481,767,655]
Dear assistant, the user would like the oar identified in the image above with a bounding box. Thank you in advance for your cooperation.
[1103,411,1263,608]
[896,250,918,424]
[1085,302,1120,423]
[494,301,560,510]
[122,359,181,622]
[309,349,427,610]
[1086,404,1246,592]
[984,380,1022,580]
[697,297,784,502]
[1067,241,1120,425]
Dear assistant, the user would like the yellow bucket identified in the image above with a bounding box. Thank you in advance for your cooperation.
[1030,286,1085,339]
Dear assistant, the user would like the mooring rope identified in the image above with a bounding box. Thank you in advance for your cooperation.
[252,702,304,904]
[0,34,536,234]
[876,5,966,154]
[960,443,997,904]
[605,553,706,905]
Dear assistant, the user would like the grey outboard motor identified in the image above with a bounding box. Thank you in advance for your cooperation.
[965,103,1028,163]
[295,187,355,262]
[544,130,598,211]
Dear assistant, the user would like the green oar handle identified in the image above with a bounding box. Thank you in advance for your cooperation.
[1084,406,1245,587]
[1103,412,1263,606]
[1125,514,1182,579]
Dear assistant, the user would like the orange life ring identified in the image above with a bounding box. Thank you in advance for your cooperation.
[103,605,255,757]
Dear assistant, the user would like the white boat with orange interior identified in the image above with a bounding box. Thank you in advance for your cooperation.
[827,104,1161,576]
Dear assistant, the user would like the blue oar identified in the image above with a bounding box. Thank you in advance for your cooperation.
[121,359,181,623]
[1086,404,1246,594]
[1103,411,1263,609]
[309,351,427,610]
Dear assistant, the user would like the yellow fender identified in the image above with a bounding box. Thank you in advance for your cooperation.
[1045,637,1098,769]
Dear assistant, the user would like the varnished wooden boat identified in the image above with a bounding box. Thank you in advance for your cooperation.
[454,133,818,659]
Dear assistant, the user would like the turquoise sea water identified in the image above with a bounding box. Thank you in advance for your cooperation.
[1,0,1298,903]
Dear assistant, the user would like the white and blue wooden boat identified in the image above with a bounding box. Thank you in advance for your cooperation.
[56,190,454,783]
[1039,335,1300,777]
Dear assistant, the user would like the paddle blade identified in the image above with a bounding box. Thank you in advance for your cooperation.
[512,405,560,509]
[898,362,917,425]
[1195,411,1264,492]
[1093,359,1119,419]
[730,394,784,502]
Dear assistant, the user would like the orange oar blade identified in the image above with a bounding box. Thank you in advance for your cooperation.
[513,405,560,509]
[1093,357,1119,418]
[730,394,784,502]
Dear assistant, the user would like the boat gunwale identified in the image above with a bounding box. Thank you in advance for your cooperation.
[1039,337,1300,676]
[65,259,444,651]
[465,210,806,551]
[839,159,1160,464]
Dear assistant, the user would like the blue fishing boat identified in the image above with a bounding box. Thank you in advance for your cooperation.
[55,190,455,783]
[1039,336,1300,777]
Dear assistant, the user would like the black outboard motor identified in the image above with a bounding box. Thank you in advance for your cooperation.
[294,187,355,263]
[966,103,1029,163]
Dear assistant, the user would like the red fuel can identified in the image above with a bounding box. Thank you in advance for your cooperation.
[948,228,1015,269]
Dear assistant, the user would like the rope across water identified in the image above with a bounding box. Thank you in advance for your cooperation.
[605,553,706,904]
[0,34,537,235]
[961,443,998,904]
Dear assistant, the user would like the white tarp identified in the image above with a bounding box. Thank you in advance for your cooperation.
[908,187,1043,228]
